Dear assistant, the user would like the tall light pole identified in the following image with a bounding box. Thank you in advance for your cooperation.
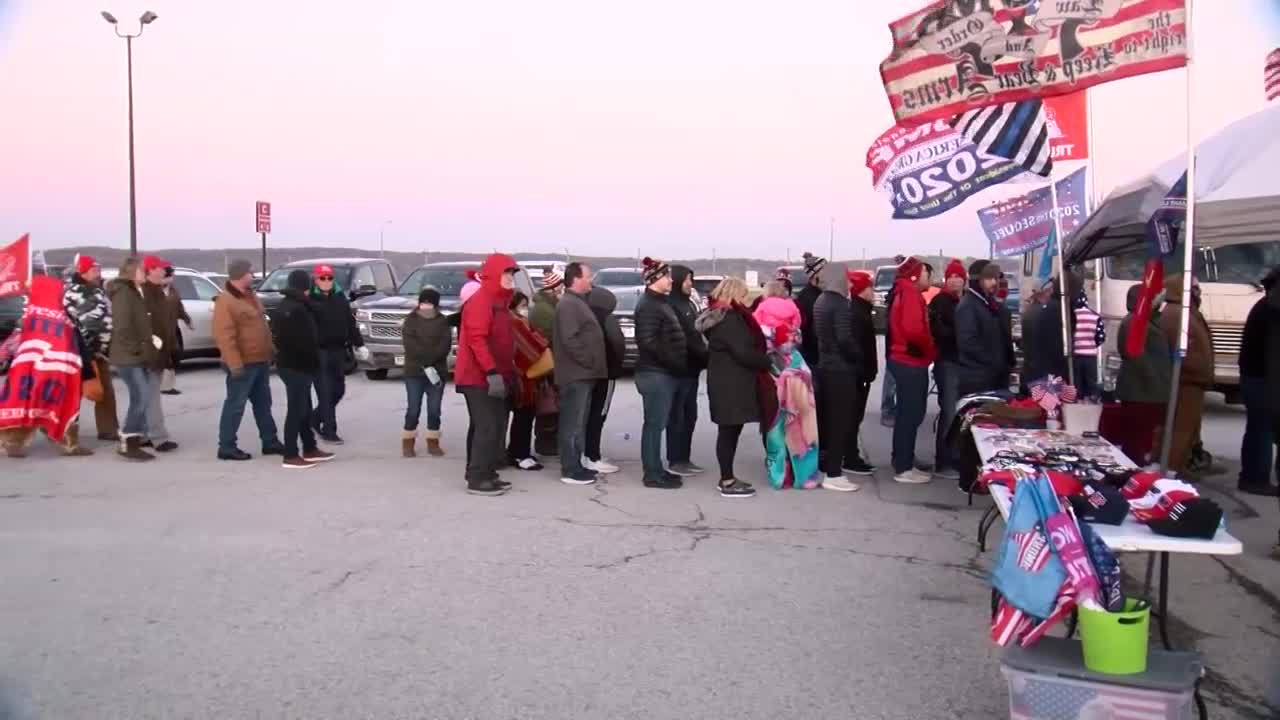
[102,10,157,255]
[378,220,392,258]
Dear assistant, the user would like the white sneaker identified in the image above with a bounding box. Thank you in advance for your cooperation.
[822,476,861,492]
[583,457,619,474]
[894,469,933,485]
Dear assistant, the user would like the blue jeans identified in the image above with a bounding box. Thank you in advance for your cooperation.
[881,366,897,419]
[888,360,929,474]
[218,363,280,452]
[635,370,677,478]
[1240,376,1277,487]
[666,375,699,464]
[934,361,960,470]
[278,368,317,458]
[314,348,346,434]
[557,380,594,475]
[116,365,151,438]
[404,374,444,432]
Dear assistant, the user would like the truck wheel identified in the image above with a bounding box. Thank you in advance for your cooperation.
[365,369,388,381]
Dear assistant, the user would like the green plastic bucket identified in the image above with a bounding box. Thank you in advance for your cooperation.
[1078,599,1150,675]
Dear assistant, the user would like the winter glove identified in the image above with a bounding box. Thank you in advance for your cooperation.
[425,367,441,385]
[354,346,371,362]
[486,372,506,399]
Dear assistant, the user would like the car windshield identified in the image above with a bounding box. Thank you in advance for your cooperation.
[596,270,644,287]
[259,265,353,292]
[691,278,721,296]
[398,267,476,297]
[612,288,642,312]
[0,296,23,316]
[874,268,896,291]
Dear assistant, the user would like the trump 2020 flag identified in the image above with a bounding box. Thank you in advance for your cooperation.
[0,233,31,298]
[0,276,83,442]
[952,99,1053,177]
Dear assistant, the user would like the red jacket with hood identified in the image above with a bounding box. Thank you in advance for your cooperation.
[888,269,937,368]
[454,254,518,388]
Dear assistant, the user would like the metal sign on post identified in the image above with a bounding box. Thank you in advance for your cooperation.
[256,201,271,278]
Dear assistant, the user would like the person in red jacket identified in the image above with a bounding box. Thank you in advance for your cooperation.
[887,256,937,485]
[455,253,519,496]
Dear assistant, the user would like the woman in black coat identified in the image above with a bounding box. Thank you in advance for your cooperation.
[694,277,776,498]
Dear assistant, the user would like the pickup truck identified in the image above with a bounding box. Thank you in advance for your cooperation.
[354,261,536,379]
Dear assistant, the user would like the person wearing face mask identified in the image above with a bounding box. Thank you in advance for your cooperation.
[929,260,966,481]
[507,291,548,471]
[401,287,453,458]
[454,254,520,496]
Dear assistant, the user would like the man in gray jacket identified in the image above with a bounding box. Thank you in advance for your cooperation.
[553,262,607,486]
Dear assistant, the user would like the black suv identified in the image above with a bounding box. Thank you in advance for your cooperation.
[258,257,400,373]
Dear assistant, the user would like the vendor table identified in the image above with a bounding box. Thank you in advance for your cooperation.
[970,427,1243,652]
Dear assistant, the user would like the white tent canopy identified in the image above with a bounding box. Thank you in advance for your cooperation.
[1065,104,1280,264]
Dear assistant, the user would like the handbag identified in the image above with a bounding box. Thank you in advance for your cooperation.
[526,349,554,380]
[991,473,1068,619]
[534,380,559,416]
[82,376,104,403]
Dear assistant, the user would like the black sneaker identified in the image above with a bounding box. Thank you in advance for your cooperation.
[661,470,684,484]
[217,448,252,461]
[155,441,179,453]
[139,439,155,449]
[161,389,182,396]
[560,469,598,486]
[492,476,512,489]
[466,479,508,496]
[842,458,875,476]
[1238,483,1279,497]
[319,433,345,446]
[261,443,285,456]
[644,475,682,489]
[718,479,756,498]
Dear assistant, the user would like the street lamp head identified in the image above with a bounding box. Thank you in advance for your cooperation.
[100,10,118,24]
[139,10,158,25]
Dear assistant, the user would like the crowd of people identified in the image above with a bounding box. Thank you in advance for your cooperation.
[4,252,1280,527]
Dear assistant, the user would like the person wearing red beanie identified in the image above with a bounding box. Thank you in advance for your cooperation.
[887,256,936,484]
[927,259,967,482]
[844,270,878,475]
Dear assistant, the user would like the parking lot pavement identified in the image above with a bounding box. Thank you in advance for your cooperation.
[0,362,1276,719]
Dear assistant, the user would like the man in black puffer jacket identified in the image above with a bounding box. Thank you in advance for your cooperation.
[666,265,709,476]
[275,270,334,469]
[1238,266,1280,498]
[308,265,366,445]
[847,270,878,476]
[634,257,686,489]
[811,261,861,492]
[795,252,826,367]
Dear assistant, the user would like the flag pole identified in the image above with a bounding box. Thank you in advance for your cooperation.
[1085,88,1104,393]
[1051,175,1075,388]
[1159,0,1196,472]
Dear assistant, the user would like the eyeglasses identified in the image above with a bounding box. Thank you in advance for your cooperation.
[316,276,334,282]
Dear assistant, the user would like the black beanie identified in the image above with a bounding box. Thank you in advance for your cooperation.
[419,288,441,306]
[287,269,311,292]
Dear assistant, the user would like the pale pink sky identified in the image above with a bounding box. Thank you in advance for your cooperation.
[1,1,1277,260]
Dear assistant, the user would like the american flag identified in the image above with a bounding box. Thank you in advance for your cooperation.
[1010,676,1182,719]
[1267,49,1280,102]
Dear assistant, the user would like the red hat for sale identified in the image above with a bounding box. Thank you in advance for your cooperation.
[1120,471,1162,500]
[314,264,335,278]
[1130,485,1201,523]
[142,255,170,272]
[944,259,967,281]
[75,254,99,274]
[847,270,873,296]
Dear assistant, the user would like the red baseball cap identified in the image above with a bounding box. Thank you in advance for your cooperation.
[142,255,170,272]
[1130,486,1201,523]
[75,255,99,274]
[1120,471,1162,500]
[314,264,335,278]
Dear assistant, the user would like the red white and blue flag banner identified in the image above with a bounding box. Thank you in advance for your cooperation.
[1266,48,1280,102]
[976,167,1087,257]
[0,233,31,298]
[879,0,1188,125]
[0,276,83,442]
[866,119,1025,220]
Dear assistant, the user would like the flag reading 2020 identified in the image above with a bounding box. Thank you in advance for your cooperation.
[866,120,1024,220]
[977,167,1087,257]
[879,0,1188,125]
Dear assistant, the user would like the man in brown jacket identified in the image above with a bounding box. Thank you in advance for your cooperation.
[213,259,282,461]
[1160,275,1214,475]
[141,256,179,452]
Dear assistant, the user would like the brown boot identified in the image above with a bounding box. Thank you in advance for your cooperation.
[61,424,94,457]
[425,430,444,457]
[118,436,155,462]
[402,431,416,458]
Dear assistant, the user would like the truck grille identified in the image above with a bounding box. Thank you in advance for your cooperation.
[371,312,406,322]
[370,325,403,339]
[1210,323,1243,358]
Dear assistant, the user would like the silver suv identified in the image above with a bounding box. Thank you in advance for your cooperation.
[354,261,535,380]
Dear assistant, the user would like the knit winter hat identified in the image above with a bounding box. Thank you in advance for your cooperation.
[847,270,873,296]
[896,256,924,282]
[542,271,564,290]
[801,252,827,278]
[418,288,441,306]
[228,259,253,281]
[641,256,670,284]
[969,259,1000,280]
[287,269,312,292]
[459,280,481,305]
[944,259,967,281]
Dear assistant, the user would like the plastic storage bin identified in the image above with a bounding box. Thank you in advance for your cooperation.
[1001,638,1201,720]
[1062,402,1103,435]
